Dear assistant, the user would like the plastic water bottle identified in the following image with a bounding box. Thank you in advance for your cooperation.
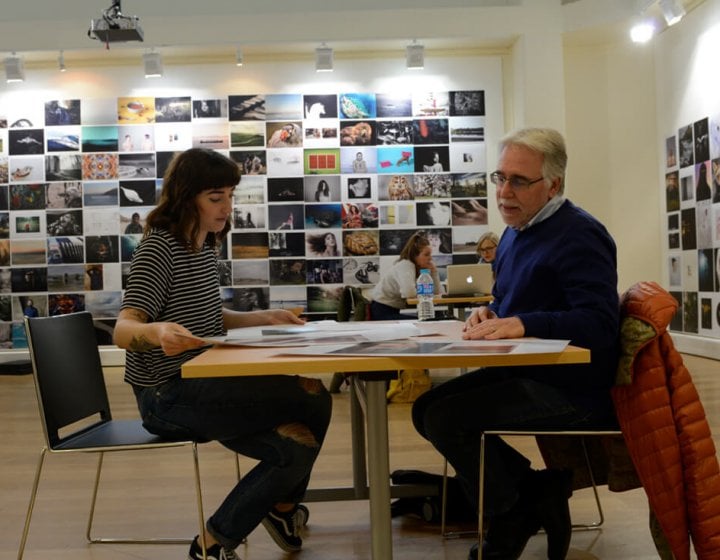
[416,269,435,321]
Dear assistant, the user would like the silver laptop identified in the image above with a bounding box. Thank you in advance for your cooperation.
[445,263,494,296]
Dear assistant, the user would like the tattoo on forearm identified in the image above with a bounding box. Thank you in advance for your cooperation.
[129,334,155,352]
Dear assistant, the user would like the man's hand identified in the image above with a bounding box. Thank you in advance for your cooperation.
[463,307,525,340]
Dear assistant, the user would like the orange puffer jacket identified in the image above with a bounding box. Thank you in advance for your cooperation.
[612,281,720,560]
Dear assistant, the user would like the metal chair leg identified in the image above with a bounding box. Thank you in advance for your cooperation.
[17,449,47,560]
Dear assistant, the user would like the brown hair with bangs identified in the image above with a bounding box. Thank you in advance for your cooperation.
[145,148,240,251]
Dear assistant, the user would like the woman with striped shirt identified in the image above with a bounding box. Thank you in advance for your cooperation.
[113,148,332,560]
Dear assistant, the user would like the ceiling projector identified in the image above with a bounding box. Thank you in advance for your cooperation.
[88,0,144,44]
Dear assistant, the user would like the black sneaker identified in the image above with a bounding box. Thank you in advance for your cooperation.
[261,505,307,552]
[188,535,240,560]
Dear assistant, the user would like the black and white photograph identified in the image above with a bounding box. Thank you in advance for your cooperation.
[118,180,156,206]
[155,97,192,123]
[268,177,303,202]
[46,182,82,209]
[416,200,451,227]
[269,231,305,257]
[45,154,82,181]
[9,129,45,155]
[375,93,413,118]
[269,259,306,285]
[449,90,485,116]
[233,205,265,230]
[268,204,304,231]
[192,98,228,120]
[303,94,338,120]
[228,95,266,121]
[306,259,343,284]
[231,259,269,285]
[118,153,156,180]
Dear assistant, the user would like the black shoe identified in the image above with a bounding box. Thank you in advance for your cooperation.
[476,500,542,560]
[534,469,573,560]
[188,535,240,560]
[261,505,306,552]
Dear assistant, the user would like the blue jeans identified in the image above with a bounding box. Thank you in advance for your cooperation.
[134,375,332,549]
[411,367,616,517]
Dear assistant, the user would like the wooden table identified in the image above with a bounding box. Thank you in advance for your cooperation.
[181,321,589,560]
[406,294,493,319]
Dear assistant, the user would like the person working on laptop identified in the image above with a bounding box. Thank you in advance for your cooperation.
[476,231,499,267]
[369,231,442,320]
[412,128,619,560]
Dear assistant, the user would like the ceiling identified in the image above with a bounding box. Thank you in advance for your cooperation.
[0,0,703,70]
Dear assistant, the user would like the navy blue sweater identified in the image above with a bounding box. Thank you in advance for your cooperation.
[491,199,619,399]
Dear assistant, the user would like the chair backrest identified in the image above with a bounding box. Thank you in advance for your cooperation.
[24,312,111,450]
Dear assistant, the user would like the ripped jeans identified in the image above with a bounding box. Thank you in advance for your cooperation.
[133,375,332,549]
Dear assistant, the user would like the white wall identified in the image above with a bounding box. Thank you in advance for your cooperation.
[653,0,720,359]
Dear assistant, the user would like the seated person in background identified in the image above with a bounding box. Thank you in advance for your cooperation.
[476,231,499,267]
[113,148,332,560]
[369,231,442,320]
[412,128,620,560]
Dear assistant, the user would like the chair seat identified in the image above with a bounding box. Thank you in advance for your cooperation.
[53,419,191,452]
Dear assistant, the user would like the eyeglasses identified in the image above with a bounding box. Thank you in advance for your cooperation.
[490,172,544,190]
[478,245,496,253]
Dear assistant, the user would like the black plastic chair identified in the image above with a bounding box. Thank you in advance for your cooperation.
[18,312,232,560]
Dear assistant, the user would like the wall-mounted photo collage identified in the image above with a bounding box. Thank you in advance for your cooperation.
[0,89,489,347]
[664,115,720,339]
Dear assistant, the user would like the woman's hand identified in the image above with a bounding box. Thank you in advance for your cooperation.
[263,308,306,325]
[462,307,525,340]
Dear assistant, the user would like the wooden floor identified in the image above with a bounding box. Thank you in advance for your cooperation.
[2,354,716,560]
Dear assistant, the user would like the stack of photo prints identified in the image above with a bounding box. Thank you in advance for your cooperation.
[0,90,490,347]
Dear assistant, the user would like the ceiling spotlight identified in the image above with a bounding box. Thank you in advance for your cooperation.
[4,53,25,83]
[143,51,163,78]
[406,41,424,70]
[630,21,656,43]
[58,51,67,72]
[315,44,333,72]
[235,47,243,67]
[659,0,686,26]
